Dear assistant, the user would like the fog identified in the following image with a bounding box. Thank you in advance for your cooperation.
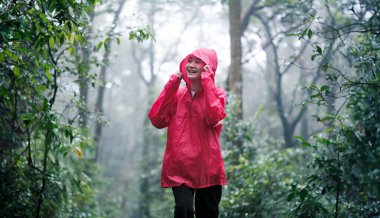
[87,0,342,216]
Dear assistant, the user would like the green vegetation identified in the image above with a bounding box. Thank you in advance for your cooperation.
[1,0,379,217]
[0,0,119,217]
[220,0,380,217]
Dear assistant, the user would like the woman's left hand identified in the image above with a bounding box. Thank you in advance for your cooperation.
[203,65,211,72]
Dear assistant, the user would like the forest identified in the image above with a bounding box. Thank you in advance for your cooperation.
[0,0,379,217]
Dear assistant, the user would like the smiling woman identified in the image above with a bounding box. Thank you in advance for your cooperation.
[179,56,206,94]
[186,57,205,80]
[148,48,227,218]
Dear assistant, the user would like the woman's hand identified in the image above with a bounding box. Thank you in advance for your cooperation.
[203,65,211,72]
[202,65,214,79]
[174,71,183,80]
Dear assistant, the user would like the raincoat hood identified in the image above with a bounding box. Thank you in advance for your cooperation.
[180,48,218,88]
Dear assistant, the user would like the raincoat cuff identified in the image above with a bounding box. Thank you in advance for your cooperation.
[201,70,215,81]
[164,74,182,91]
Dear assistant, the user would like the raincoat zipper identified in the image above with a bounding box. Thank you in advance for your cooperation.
[189,89,195,118]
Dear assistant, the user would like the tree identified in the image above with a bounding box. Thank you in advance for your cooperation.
[289,0,380,216]
[228,0,336,147]
[228,0,243,119]
[93,0,128,162]
[0,0,105,217]
[0,0,155,216]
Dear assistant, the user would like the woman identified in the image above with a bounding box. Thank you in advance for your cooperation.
[148,48,227,218]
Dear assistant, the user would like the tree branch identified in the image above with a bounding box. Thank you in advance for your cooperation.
[156,5,201,77]
[241,0,261,33]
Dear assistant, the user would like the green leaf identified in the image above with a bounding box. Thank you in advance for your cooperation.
[317,137,332,145]
[12,32,22,40]
[294,135,311,147]
[294,135,304,141]
[299,189,308,201]
[128,28,154,43]
[0,86,7,97]
[19,113,35,121]
[70,33,75,45]
[0,52,4,62]
[64,126,73,137]
[37,84,47,93]
[5,49,12,57]
[14,66,20,77]
[316,45,322,55]
[49,36,55,48]
[46,69,52,81]
[76,34,83,43]
[60,33,65,45]
[310,93,321,99]
[12,53,18,62]
[311,54,318,61]
[129,32,136,40]
[96,41,103,51]
[322,63,329,72]
[324,127,334,133]
[103,38,110,50]
[307,29,313,39]
[320,85,329,93]
[39,13,47,23]
[104,37,110,45]
[319,114,334,122]
[287,193,295,201]
[69,46,76,56]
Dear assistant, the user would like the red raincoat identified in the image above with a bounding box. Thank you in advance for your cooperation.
[148,48,227,188]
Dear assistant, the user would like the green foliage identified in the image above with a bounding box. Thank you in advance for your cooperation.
[129,26,155,43]
[220,96,312,217]
[289,1,380,217]
[0,0,122,217]
[137,121,173,218]
[220,1,380,217]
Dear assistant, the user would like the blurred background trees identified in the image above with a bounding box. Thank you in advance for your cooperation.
[1,0,379,217]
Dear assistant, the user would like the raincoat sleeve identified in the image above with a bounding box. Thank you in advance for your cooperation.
[201,70,227,126]
[148,74,181,129]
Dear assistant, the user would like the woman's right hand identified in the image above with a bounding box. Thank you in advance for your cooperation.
[174,71,183,80]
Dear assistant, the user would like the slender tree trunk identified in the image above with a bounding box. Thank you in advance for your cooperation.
[300,110,309,139]
[35,128,51,218]
[93,63,107,162]
[78,77,89,128]
[260,14,310,147]
[335,151,341,218]
[263,28,294,147]
[78,10,95,129]
[93,0,127,162]
[228,0,243,119]
[138,3,158,217]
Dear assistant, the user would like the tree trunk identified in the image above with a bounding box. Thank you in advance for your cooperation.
[93,0,127,162]
[228,0,243,119]
[77,10,95,129]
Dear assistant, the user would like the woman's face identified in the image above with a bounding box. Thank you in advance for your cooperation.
[186,57,205,80]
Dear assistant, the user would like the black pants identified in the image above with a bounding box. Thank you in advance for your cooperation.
[172,185,222,218]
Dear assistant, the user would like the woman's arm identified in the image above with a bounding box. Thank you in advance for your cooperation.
[201,66,227,126]
[148,73,182,128]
